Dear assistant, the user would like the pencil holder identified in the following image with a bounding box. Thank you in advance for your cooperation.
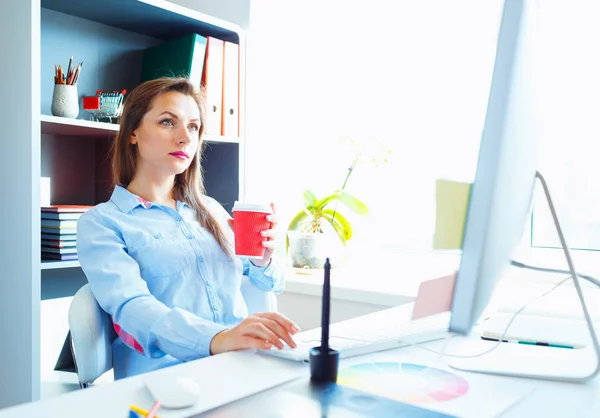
[51,84,79,118]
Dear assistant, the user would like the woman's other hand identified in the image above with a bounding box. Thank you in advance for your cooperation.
[209,312,300,355]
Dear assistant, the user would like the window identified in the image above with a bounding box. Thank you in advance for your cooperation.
[245,1,505,265]
[532,1,600,251]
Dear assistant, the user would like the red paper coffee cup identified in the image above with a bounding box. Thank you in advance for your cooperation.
[232,202,272,258]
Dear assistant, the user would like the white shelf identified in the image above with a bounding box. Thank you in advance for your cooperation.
[41,0,242,43]
[40,114,239,143]
[41,114,118,137]
[41,260,81,270]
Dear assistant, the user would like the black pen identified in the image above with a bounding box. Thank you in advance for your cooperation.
[481,336,578,349]
[321,258,331,355]
[310,256,338,383]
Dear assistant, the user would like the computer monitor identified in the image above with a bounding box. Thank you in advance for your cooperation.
[447,0,600,382]
[449,0,538,336]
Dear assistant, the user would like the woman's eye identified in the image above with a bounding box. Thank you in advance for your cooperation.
[161,119,174,126]
[188,124,199,132]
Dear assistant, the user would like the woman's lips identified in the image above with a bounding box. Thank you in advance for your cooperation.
[170,151,189,160]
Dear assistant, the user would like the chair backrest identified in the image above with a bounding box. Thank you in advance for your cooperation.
[68,279,277,387]
[68,283,116,387]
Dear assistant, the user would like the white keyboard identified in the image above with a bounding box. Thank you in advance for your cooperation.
[260,303,450,362]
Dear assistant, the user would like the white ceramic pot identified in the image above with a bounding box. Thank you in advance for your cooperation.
[51,84,79,118]
[287,230,344,270]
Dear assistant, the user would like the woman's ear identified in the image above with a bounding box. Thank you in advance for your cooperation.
[130,132,137,145]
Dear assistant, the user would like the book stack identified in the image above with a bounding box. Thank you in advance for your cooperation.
[41,205,93,261]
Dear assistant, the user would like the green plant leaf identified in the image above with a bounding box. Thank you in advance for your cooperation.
[287,210,310,232]
[338,191,369,216]
[302,189,318,208]
[314,191,369,216]
[321,209,353,241]
[321,213,349,246]
[313,193,337,212]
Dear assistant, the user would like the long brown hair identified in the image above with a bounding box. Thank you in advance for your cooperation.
[112,77,231,257]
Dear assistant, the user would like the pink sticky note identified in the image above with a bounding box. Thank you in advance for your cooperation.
[412,273,457,320]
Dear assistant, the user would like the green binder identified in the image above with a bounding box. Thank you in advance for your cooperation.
[140,33,207,87]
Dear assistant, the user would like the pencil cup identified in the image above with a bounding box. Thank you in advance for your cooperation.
[51,84,79,118]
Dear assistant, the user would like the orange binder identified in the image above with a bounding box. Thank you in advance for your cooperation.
[221,41,239,137]
[201,37,224,136]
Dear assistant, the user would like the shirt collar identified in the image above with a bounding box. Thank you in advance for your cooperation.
[110,185,188,213]
[110,185,147,213]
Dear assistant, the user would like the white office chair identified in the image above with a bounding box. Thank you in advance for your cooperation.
[68,278,278,388]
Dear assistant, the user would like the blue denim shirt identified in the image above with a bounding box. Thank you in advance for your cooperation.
[77,185,284,379]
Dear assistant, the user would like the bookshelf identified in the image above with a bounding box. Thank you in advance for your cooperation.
[0,0,248,408]
[40,260,81,270]
[41,114,119,137]
[40,114,240,143]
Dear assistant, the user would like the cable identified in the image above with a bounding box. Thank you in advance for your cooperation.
[511,259,600,288]
[401,275,573,359]
[400,260,600,359]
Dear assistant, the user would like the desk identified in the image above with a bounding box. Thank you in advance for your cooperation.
[0,337,598,418]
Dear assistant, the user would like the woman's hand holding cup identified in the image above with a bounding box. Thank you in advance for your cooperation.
[228,202,277,267]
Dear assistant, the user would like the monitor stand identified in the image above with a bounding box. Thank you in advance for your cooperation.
[449,171,600,382]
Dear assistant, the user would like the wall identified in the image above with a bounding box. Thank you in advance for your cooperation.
[165,1,404,329]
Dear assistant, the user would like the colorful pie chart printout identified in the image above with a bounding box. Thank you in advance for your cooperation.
[338,362,469,404]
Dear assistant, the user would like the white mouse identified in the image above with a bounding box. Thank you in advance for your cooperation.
[145,376,202,409]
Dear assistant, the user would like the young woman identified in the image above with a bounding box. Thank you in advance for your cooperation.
[77,77,298,379]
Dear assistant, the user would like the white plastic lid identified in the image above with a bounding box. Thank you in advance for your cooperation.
[232,202,272,213]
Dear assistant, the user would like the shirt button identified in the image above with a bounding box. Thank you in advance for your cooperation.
[187,234,193,239]
[153,233,161,239]
[206,281,212,287]
[214,305,220,311]
[198,256,205,262]
[175,215,182,222]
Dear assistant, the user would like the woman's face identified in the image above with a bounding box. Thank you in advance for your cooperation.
[130,91,201,179]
